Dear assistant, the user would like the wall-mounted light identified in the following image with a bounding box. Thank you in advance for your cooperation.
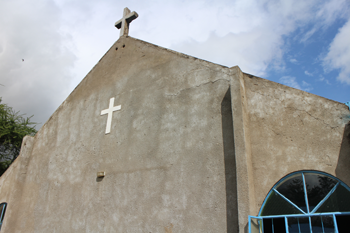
[97,172,105,178]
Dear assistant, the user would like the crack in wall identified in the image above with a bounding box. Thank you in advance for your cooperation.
[249,88,342,130]
[164,78,229,97]
[270,128,296,142]
[286,106,339,129]
[249,89,284,104]
[271,129,284,137]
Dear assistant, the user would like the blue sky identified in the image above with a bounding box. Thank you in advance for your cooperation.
[0,0,349,129]
[268,17,349,103]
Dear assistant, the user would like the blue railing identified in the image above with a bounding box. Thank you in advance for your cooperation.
[252,171,350,233]
[249,212,350,233]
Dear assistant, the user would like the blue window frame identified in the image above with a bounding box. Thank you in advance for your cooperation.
[249,171,350,233]
[0,203,6,230]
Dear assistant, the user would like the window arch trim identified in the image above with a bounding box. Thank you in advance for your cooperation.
[249,171,350,233]
[0,202,7,231]
[258,170,350,216]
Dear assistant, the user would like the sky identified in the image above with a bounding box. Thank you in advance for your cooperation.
[0,0,350,129]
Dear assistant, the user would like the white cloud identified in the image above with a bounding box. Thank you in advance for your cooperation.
[172,30,284,77]
[0,0,76,128]
[316,0,349,26]
[290,58,298,64]
[297,0,349,43]
[279,76,314,92]
[0,0,349,130]
[304,71,313,76]
[302,81,313,92]
[318,76,331,85]
[168,0,313,76]
[280,76,302,90]
[169,0,350,76]
[300,27,318,43]
[323,18,350,84]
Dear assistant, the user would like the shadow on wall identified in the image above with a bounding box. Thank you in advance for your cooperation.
[335,121,350,185]
[221,88,238,233]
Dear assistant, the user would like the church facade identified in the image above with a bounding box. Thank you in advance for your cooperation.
[0,11,350,233]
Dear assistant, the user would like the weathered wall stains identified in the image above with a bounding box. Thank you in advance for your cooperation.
[164,223,173,233]
[244,74,350,216]
[0,37,234,233]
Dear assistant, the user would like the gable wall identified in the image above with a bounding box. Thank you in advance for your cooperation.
[0,37,239,232]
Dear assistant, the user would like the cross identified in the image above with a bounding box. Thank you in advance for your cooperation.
[115,7,138,37]
[101,97,121,134]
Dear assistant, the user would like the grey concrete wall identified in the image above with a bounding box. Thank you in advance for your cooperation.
[0,135,35,231]
[0,37,239,232]
[243,73,350,218]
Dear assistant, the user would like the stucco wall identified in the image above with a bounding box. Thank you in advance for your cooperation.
[0,37,238,232]
[243,73,350,216]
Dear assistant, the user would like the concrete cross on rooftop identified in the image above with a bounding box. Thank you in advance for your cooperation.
[115,7,138,37]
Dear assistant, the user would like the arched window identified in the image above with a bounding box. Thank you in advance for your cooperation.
[249,171,350,233]
[0,203,6,231]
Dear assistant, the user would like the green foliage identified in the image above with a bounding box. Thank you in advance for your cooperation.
[0,98,37,176]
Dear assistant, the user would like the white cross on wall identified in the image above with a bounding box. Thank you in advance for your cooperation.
[115,7,138,37]
[101,97,121,134]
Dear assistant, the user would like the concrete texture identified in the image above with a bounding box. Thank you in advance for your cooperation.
[0,36,349,233]
[115,7,138,37]
[243,73,350,218]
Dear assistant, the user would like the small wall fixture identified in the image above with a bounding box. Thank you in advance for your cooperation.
[97,172,105,178]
